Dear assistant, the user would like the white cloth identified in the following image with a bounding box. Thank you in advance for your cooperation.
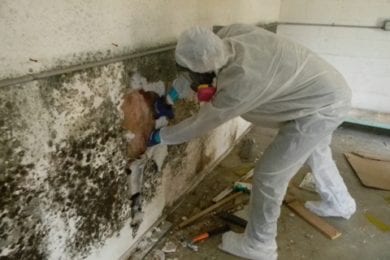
[160,24,356,258]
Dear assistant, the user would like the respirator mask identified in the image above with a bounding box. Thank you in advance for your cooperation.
[176,63,217,102]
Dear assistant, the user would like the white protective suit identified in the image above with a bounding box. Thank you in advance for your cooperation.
[160,24,356,260]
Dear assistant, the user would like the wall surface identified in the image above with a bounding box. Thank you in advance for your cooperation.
[0,0,280,81]
[0,1,279,259]
[0,49,251,260]
[278,0,390,114]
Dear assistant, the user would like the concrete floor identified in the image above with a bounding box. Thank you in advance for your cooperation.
[146,125,390,260]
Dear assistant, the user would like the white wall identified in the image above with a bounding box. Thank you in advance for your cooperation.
[278,0,390,114]
[0,0,280,80]
[279,0,390,26]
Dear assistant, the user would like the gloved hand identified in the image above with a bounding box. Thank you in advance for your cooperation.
[154,96,174,119]
[148,129,161,146]
[166,73,192,105]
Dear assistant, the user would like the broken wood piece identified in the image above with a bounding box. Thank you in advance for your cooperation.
[179,192,243,228]
[212,169,254,202]
[287,200,342,240]
[345,152,390,191]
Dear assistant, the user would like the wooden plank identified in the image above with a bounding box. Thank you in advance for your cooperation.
[287,200,342,240]
[179,192,242,228]
[212,169,253,202]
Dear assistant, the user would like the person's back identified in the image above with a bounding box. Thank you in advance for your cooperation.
[215,24,351,124]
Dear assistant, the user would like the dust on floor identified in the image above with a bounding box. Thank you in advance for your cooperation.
[145,125,390,260]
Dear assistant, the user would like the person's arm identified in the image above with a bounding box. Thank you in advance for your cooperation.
[159,102,229,145]
[160,67,255,145]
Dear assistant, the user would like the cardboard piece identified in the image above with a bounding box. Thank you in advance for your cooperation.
[345,152,390,191]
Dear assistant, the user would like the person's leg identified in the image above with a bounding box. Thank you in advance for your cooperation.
[220,110,344,259]
[305,136,356,219]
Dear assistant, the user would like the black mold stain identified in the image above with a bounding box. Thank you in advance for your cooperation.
[0,88,46,260]
[0,48,186,259]
[46,98,130,257]
[195,137,215,174]
[123,51,177,84]
[141,159,160,202]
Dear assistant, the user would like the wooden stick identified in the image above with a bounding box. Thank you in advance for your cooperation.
[287,200,342,240]
[179,192,242,228]
[212,169,253,202]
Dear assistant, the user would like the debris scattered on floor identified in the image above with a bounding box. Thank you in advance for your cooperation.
[219,211,247,228]
[231,163,256,176]
[179,192,244,228]
[191,225,230,243]
[233,181,252,193]
[143,127,390,259]
[286,200,342,240]
[162,241,177,253]
[299,172,317,193]
[179,239,199,252]
[345,152,390,190]
[365,212,390,232]
[152,249,165,260]
[212,169,253,202]
[129,221,172,260]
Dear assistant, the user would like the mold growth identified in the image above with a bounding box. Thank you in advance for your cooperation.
[0,62,132,259]
[1,47,223,259]
[0,93,46,260]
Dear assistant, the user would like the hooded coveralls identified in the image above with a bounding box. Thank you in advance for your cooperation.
[160,24,356,260]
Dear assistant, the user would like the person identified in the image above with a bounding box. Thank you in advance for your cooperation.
[149,24,356,260]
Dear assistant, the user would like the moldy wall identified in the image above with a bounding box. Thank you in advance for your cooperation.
[0,50,250,259]
[0,1,280,259]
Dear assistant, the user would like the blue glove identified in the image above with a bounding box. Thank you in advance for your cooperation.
[148,129,161,146]
[166,87,180,104]
[166,74,192,104]
[154,97,174,119]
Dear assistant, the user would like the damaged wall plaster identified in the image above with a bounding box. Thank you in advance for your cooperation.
[0,0,281,80]
[0,49,251,259]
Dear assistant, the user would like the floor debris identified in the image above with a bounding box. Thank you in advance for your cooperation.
[152,250,165,260]
[365,212,390,232]
[233,181,252,193]
[299,172,317,193]
[125,221,172,260]
[179,192,244,228]
[144,126,390,259]
[162,241,177,253]
[218,212,247,228]
[345,152,390,190]
[212,169,253,202]
[286,200,342,240]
